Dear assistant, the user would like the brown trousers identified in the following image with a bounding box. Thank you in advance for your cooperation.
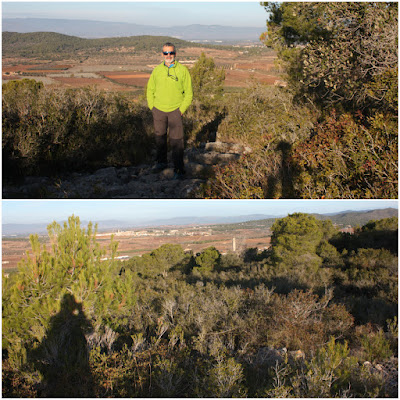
[152,107,185,173]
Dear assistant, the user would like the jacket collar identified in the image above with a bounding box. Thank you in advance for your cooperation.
[163,61,177,68]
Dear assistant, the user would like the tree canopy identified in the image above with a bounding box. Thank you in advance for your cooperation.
[261,2,398,112]
[270,213,337,271]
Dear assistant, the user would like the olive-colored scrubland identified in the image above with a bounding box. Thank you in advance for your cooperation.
[3,214,398,397]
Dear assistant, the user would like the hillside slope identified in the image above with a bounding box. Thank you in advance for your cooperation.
[2,31,204,58]
[214,208,398,231]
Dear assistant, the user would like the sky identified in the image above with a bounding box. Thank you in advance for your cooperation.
[2,200,398,225]
[2,1,268,28]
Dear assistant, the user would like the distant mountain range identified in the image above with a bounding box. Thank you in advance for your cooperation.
[2,18,265,43]
[312,208,399,227]
[2,214,277,236]
[2,208,397,237]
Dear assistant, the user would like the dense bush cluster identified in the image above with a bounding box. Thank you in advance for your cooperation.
[201,84,316,199]
[261,2,398,113]
[201,2,398,198]
[3,214,398,397]
[184,52,226,144]
[200,92,397,198]
[291,111,398,198]
[2,79,154,180]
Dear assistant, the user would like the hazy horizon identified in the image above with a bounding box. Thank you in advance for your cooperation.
[2,2,268,28]
[2,200,398,226]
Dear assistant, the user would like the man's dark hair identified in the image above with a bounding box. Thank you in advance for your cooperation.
[162,42,176,52]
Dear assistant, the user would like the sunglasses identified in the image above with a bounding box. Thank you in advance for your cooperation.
[163,51,176,55]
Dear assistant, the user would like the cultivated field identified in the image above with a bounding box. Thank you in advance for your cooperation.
[2,46,280,96]
[2,224,272,274]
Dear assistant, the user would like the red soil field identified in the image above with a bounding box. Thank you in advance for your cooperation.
[3,64,73,73]
[102,72,151,87]
[3,64,44,73]
[225,70,278,87]
[49,76,137,91]
[2,228,271,273]
[2,49,281,92]
[181,47,238,58]
[235,62,276,71]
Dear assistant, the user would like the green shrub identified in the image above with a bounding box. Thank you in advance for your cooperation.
[2,217,136,394]
[359,327,394,362]
[206,356,247,397]
[259,2,398,200]
[300,338,356,397]
[150,244,186,270]
[264,290,353,352]
[185,52,226,144]
[125,244,186,278]
[332,217,398,254]
[291,111,398,199]
[347,248,397,271]
[194,246,221,274]
[218,84,316,148]
[201,95,397,200]
[270,213,336,272]
[2,80,153,179]
[262,2,398,113]
[317,240,343,266]
[198,84,316,199]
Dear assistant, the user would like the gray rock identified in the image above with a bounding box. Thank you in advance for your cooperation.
[3,141,251,199]
[185,162,207,176]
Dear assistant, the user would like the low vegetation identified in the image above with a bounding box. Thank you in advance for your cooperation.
[2,79,153,178]
[203,2,398,198]
[2,214,398,397]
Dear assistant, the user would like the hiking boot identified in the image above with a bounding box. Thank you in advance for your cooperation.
[152,163,167,173]
[172,171,185,180]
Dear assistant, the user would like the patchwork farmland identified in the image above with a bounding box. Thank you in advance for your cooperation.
[2,224,272,275]
[2,45,280,96]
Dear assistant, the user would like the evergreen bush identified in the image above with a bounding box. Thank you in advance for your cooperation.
[2,80,153,180]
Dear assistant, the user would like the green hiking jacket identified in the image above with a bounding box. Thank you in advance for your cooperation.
[147,61,193,114]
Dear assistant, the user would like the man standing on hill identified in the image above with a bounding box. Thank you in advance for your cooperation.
[147,42,193,179]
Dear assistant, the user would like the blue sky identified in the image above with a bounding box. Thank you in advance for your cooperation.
[2,1,268,27]
[2,200,398,225]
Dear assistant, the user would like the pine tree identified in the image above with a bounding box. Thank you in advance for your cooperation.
[190,52,225,105]
[2,215,136,370]
[270,213,337,272]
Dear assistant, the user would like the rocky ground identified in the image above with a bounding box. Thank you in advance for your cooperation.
[3,142,251,199]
